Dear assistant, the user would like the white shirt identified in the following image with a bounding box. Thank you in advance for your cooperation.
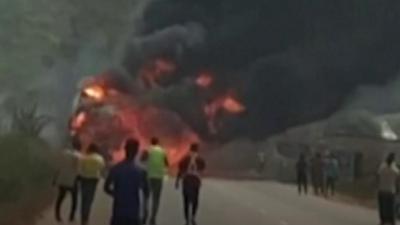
[378,163,399,193]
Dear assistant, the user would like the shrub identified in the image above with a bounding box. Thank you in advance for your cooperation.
[0,133,56,225]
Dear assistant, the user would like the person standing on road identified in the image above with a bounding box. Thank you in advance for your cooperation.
[257,151,266,174]
[377,152,399,225]
[325,154,339,197]
[104,139,149,225]
[176,143,206,225]
[54,138,81,223]
[311,153,325,196]
[296,153,308,195]
[79,143,105,225]
[146,137,169,225]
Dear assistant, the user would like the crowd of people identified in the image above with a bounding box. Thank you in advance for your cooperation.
[295,152,340,197]
[53,137,206,225]
[296,151,400,225]
[54,136,400,225]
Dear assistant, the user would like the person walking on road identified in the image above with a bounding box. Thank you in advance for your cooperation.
[377,152,399,225]
[139,150,150,225]
[79,143,105,225]
[176,143,206,225]
[146,137,169,225]
[325,154,339,197]
[104,139,149,225]
[296,153,308,195]
[54,138,81,223]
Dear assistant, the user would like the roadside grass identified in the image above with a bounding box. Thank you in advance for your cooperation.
[0,133,56,225]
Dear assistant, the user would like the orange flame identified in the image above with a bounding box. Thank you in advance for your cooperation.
[204,92,245,134]
[196,73,214,88]
[205,93,246,115]
[71,112,87,130]
[83,85,105,101]
[222,96,246,113]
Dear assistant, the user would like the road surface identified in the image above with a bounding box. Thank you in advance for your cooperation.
[38,179,377,225]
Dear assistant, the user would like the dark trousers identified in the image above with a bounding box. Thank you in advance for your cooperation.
[111,216,140,225]
[378,191,396,225]
[55,184,78,222]
[80,178,99,225]
[149,178,163,223]
[326,177,336,196]
[141,196,149,225]
[312,175,324,196]
[297,173,308,195]
[183,186,200,222]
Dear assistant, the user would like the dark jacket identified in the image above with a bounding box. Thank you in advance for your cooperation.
[104,161,149,220]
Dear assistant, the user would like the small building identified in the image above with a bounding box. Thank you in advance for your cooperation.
[268,110,400,182]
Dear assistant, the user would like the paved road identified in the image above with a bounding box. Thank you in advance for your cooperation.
[38,179,377,225]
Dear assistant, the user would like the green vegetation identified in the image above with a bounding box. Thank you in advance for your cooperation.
[0,0,141,90]
[0,133,56,225]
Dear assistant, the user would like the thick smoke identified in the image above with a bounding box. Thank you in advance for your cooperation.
[121,0,400,140]
[123,22,206,76]
[343,76,400,114]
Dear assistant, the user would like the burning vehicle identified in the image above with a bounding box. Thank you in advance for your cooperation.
[69,72,199,165]
[68,54,247,166]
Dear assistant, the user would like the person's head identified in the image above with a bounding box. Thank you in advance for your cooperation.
[125,138,139,161]
[386,152,396,166]
[87,143,99,154]
[151,137,159,146]
[190,143,199,155]
[299,153,305,161]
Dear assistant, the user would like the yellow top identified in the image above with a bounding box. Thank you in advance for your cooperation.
[79,153,105,179]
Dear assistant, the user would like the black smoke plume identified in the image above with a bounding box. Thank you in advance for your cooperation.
[122,0,400,140]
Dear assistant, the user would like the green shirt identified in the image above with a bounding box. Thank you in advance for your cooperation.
[147,145,168,179]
